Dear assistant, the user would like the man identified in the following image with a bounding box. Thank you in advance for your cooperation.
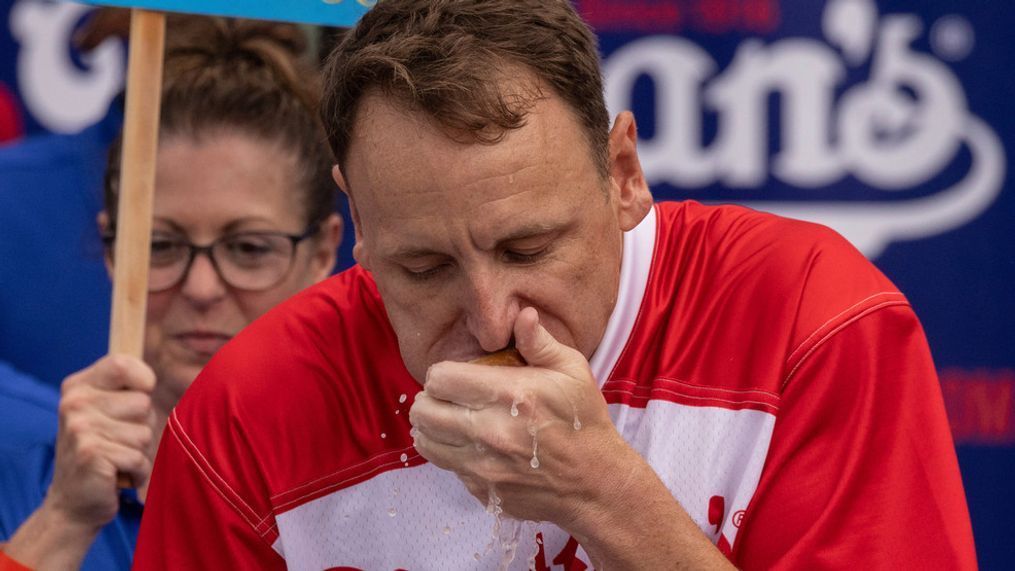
[134,1,976,568]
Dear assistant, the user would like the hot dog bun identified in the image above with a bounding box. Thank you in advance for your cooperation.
[470,348,526,367]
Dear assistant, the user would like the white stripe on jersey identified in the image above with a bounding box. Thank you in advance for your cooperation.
[590,206,657,387]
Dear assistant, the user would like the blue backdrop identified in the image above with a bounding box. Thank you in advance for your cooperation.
[0,0,1010,567]
[583,1,1013,566]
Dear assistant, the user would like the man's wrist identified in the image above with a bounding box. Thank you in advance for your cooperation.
[564,443,733,570]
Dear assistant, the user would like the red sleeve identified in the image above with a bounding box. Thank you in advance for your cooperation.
[131,414,285,570]
[0,550,32,571]
[732,305,977,569]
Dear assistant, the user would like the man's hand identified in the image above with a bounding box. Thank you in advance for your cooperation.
[409,307,630,523]
[4,355,156,570]
[409,308,734,570]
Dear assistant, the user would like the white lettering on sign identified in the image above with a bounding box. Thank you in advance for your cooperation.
[603,0,1005,258]
[10,1,125,133]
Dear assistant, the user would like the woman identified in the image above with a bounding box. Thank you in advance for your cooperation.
[0,16,341,570]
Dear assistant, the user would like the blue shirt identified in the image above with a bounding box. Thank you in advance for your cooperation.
[0,361,142,570]
[0,103,121,389]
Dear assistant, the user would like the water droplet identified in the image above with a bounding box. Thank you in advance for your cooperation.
[400,452,408,463]
[380,432,387,439]
[443,526,452,535]
[404,462,409,467]
[510,402,519,417]
[474,553,482,561]
[530,456,540,469]
[395,409,401,415]
[388,507,397,517]
[399,393,408,403]
[573,417,582,431]
[486,486,503,515]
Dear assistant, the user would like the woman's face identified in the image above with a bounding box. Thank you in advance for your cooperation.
[114,132,339,412]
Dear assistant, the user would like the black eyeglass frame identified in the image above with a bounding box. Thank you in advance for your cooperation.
[101,223,321,293]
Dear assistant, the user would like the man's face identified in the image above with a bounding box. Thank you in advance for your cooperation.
[341,87,647,382]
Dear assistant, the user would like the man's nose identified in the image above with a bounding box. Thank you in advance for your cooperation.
[463,269,518,353]
[179,252,228,306]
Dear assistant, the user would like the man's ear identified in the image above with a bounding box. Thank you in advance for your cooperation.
[332,165,369,269]
[96,211,113,277]
[607,111,653,232]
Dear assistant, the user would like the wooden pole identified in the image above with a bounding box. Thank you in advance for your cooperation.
[109,9,165,488]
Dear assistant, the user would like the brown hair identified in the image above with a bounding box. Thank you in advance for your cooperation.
[320,0,610,179]
[105,17,335,228]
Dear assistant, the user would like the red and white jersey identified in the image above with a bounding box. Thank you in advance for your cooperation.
[134,201,976,570]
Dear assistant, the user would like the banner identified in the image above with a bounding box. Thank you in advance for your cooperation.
[588,0,1012,566]
[81,0,371,26]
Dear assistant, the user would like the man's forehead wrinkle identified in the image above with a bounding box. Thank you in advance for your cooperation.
[454,164,544,210]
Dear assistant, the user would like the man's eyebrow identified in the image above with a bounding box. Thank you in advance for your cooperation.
[387,247,446,262]
[493,223,567,246]
[386,223,569,261]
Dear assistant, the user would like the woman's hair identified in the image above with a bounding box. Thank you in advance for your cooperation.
[320,0,609,179]
[104,17,335,229]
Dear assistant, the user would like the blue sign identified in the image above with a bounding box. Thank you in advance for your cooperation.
[0,0,1012,567]
[79,0,371,26]
[587,0,1012,566]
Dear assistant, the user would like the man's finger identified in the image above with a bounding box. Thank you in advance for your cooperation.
[412,429,474,472]
[408,392,473,447]
[424,361,528,408]
[513,307,587,378]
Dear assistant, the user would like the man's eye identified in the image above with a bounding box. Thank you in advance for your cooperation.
[404,264,448,282]
[503,248,548,264]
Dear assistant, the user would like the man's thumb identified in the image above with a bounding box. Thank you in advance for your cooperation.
[514,307,585,375]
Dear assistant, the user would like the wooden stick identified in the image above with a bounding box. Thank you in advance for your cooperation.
[109,9,165,489]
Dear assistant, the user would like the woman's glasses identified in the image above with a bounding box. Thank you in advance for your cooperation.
[103,225,319,292]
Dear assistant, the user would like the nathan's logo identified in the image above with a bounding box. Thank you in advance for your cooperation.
[603,0,1005,258]
[10,1,125,133]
